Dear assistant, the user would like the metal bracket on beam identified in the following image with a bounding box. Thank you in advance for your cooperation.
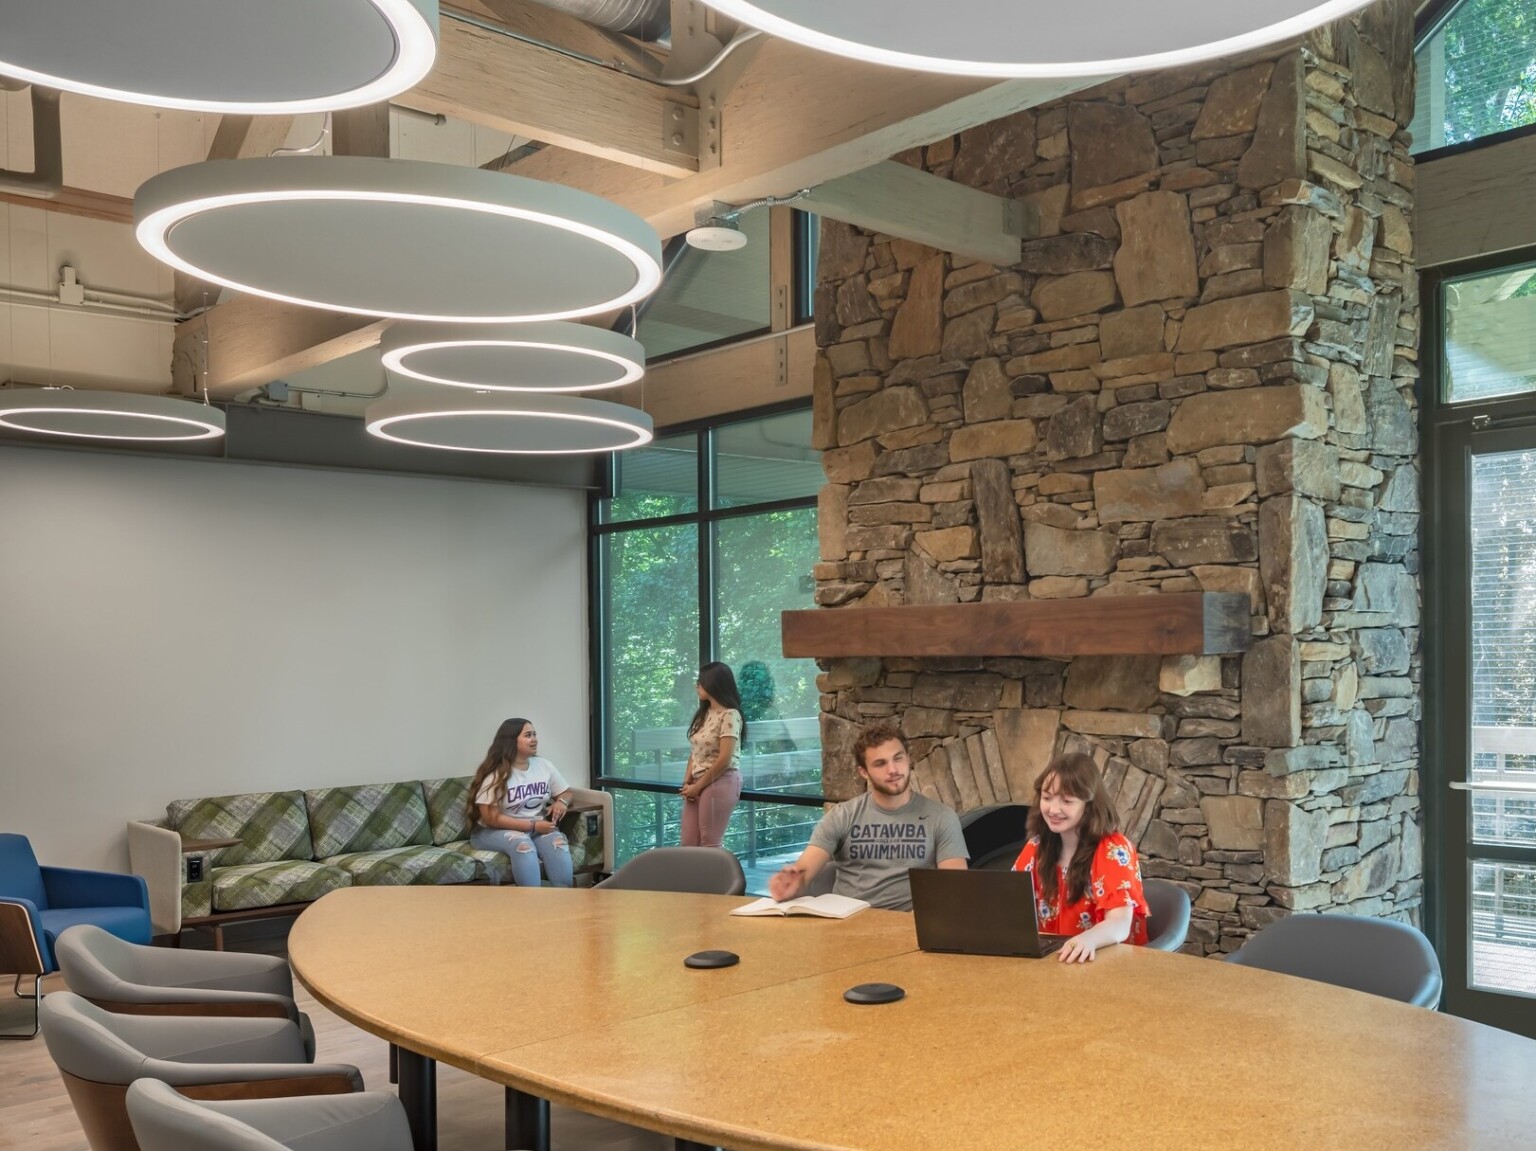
[663,100,700,158]
[667,0,761,171]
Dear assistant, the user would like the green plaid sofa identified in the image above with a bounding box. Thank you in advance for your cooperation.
[127,778,611,939]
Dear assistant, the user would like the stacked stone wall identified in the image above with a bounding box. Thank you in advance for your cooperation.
[810,4,1422,952]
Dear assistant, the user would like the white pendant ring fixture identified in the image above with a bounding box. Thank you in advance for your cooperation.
[0,389,226,442]
[381,321,646,393]
[366,392,653,454]
[136,157,664,324]
[0,1,438,114]
[700,0,1375,77]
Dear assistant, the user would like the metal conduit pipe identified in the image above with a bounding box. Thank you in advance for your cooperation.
[523,0,669,41]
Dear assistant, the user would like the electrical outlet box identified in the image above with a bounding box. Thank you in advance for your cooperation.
[186,856,203,883]
[584,812,600,837]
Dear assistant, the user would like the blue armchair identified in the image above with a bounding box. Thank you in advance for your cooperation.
[0,834,152,975]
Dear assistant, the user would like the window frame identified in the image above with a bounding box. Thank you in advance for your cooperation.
[1411,0,1536,161]
[587,396,827,816]
[1422,243,1536,1027]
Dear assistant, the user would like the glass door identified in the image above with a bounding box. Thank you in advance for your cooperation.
[1428,256,1536,1033]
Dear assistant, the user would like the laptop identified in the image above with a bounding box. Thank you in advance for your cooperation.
[908,868,1070,958]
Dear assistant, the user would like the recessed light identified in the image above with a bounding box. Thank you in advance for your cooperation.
[365,392,653,454]
[381,322,646,393]
[0,1,438,114]
[135,157,664,323]
[699,1,1375,77]
[0,389,225,442]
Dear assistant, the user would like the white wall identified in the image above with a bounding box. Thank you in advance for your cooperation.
[0,446,590,872]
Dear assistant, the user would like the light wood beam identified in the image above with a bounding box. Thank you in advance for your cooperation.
[1418,131,1536,268]
[332,105,391,158]
[397,15,699,177]
[507,40,1091,239]
[178,45,1088,395]
[802,160,1027,267]
[611,325,814,430]
[0,186,132,225]
[173,296,387,400]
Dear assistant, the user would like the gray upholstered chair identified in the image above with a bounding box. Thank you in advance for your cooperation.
[55,924,315,1059]
[594,847,746,896]
[1143,880,1192,953]
[126,1078,410,1151]
[1224,913,1443,1008]
[40,992,362,1151]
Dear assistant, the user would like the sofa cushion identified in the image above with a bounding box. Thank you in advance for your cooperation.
[323,845,477,887]
[169,792,313,867]
[211,860,352,912]
[421,777,472,845]
[306,782,431,859]
[444,841,513,884]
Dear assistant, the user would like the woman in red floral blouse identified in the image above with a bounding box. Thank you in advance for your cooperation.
[1012,751,1149,962]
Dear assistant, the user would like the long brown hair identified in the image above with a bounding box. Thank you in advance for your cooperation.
[1026,752,1121,905]
[687,662,747,745]
[465,718,530,829]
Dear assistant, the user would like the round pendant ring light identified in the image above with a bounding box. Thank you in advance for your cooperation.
[136,158,663,324]
[0,389,225,442]
[381,321,646,393]
[366,392,653,454]
[0,1,438,114]
[700,0,1374,77]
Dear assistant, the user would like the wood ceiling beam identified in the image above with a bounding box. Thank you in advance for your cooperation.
[801,160,1029,267]
[175,43,1089,395]
[506,40,1090,239]
[396,13,699,178]
[173,296,387,400]
[0,186,132,225]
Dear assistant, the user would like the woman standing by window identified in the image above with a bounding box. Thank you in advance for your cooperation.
[679,662,745,850]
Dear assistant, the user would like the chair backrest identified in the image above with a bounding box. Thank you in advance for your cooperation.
[0,833,47,908]
[127,1079,412,1151]
[1225,913,1443,1008]
[595,847,745,895]
[958,804,1030,871]
[56,925,149,999]
[1143,880,1191,953]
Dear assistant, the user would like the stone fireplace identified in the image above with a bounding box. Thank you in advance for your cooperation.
[809,2,1422,953]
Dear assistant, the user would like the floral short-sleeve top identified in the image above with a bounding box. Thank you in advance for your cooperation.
[687,707,742,780]
[1012,831,1150,946]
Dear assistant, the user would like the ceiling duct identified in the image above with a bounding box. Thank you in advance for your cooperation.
[523,0,670,41]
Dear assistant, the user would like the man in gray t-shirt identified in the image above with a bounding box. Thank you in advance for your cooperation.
[769,720,968,911]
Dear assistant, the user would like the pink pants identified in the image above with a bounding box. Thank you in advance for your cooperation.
[681,769,742,849]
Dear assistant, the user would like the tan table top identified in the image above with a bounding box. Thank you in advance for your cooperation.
[289,886,1536,1151]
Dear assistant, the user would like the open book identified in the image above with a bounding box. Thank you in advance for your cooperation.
[730,893,870,919]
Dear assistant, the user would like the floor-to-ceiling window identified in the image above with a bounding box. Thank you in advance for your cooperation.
[1425,250,1536,1036]
[592,404,824,889]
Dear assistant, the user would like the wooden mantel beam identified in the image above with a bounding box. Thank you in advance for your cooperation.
[782,594,1253,659]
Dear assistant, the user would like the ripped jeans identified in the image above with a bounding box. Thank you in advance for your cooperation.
[470,826,574,888]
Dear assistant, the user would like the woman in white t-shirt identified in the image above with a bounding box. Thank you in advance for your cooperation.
[466,717,576,887]
[679,662,745,850]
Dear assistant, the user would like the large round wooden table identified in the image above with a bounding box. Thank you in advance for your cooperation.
[288,886,1536,1151]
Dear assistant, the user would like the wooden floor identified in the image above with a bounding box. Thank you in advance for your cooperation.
[0,921,671,1151]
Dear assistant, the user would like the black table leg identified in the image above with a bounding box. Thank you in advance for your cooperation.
[674,1141,721,1151]
[395,1047,437,1151]
[388,1042,399,1084]
[504,1086,550,1151]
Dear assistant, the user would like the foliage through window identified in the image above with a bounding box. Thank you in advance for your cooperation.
[593,407,823,886]
[1442,262,1536,403]
[1411,0,1536,153]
